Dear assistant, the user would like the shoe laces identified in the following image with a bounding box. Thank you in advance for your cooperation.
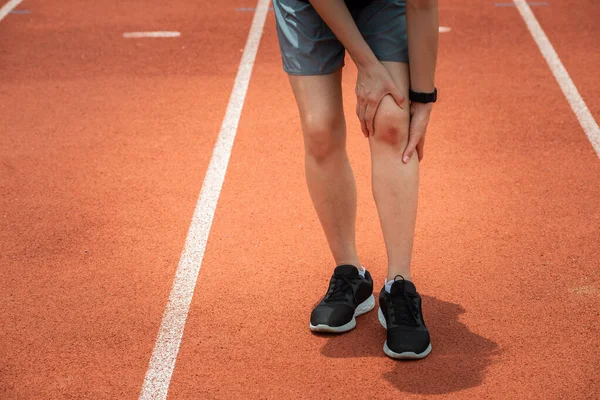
[389,275,420,326]
[325,274,357,303]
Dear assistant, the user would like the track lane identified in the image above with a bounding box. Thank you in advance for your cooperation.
[0,1,254,398]
[168,2,599,399]
[1,0,598,398]
[527,0,600,120]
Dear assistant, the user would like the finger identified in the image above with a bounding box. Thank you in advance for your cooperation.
[360,116,368,137]
[390,88,405,110]
[365,101,375,136]
[358,100,368,138]
[416,136,425,162]
[403,130,421,163]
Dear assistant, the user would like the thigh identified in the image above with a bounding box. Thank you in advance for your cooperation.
[381,61,411,104]
[351,0,409,64]
[288,71,346,140]
[273,0,345,76]
[373,62,411,121]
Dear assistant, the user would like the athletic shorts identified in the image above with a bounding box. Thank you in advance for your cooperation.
[273,0,409,76]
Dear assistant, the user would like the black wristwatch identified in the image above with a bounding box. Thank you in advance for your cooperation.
[409,88,437,104]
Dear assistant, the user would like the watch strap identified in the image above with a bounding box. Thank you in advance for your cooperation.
[409,88,437,103]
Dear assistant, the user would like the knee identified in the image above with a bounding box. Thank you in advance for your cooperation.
[302,113,345,163]
[372,97,410,148]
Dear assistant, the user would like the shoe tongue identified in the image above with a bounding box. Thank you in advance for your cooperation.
[334,264,359,277]
[391,279,416,296]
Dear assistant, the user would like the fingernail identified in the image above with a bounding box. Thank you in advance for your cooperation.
[403,156,409,163]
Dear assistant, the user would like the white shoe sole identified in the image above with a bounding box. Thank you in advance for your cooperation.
[309,294,375,333]
[378,307,432,359]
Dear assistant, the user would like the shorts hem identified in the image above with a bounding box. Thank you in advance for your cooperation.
[283,63,345,76]
[376,57,409,64]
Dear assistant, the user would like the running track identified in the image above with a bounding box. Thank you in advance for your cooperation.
[1,0,599,398]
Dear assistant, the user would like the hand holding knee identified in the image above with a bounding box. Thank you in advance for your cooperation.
[355,63,406,138]
[403,102,433,163]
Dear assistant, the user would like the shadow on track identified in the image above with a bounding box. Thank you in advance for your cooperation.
[316,294,500,395]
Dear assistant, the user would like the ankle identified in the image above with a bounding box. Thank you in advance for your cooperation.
[335,258,361,270]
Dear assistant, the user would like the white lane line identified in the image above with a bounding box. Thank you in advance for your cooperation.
[514,0,600,157]
[123,31,181,38]
[439,26,451,33]
[138,0,270,399]
[0,0,23,22]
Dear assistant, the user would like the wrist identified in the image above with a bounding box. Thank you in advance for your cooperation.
[410,84,435,92]
[411,102,433,112]
[353,52,379,71]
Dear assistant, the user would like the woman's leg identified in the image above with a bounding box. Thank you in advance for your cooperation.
[288,70,361,268]
[368,61,419,281]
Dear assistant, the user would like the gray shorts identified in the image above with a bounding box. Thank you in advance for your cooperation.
[273,0,409,76]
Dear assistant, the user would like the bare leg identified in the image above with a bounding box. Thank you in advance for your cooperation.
[288,71,360,268]
[368,62,419,281]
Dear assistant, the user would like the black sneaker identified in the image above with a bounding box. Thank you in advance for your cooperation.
[310,264,375,333]
[378,276,432,359]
